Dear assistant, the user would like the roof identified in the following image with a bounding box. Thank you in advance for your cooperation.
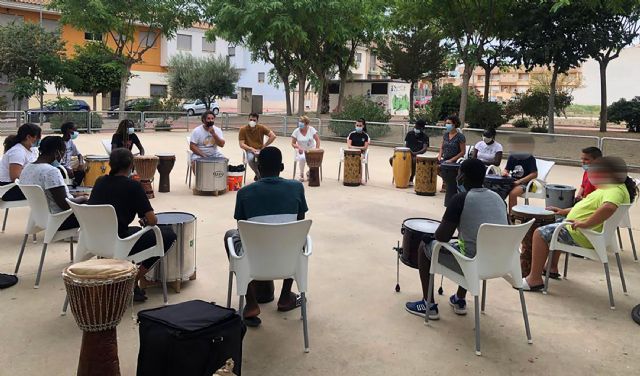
[7,0,49,4]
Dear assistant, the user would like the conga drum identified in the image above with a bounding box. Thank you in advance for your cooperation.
[392,147,412,188]
[343,149,362,187]
[305,149,324,187]
[510,205,556,276]
[545,184,576,209]
[484,175,515,200]
[156,153,176,193]
[62,259,137,376]
[414,154,438,196]
[84,155,110,187]
[134,155,159,199]
[440,162,461,207]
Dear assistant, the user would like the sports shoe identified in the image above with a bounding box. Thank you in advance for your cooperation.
[405,300,439,320]
[449,294,467,315]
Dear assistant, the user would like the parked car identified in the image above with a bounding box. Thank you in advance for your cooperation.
[108,98,159,118]
[27,100,90,122]
[182,99,220,116]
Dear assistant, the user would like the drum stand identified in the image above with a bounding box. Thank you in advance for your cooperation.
[393,240,443,295]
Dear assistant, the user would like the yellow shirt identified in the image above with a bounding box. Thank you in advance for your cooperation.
[566,184,630,248]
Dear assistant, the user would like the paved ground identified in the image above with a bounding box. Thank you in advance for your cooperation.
[1,130,639,376]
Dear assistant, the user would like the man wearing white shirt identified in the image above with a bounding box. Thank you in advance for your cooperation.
[189,110,226,172]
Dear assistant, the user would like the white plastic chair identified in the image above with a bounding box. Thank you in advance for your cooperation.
[337,148,369,182]
[485,165,501,176]
[426,220,535,356]
[226,220,313,353]
[545,204,631,309]
[456,145,474,163]
[101,139,112,154]
[186,136,193,187]
[616,210,638,262]
[14,183,77,289]
[0,183,29,233]
[242,150,248,184]
[292,150,323,181]
[522,158,555,204]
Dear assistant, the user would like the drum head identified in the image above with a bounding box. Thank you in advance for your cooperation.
[394,147,410,151]
[86,155,109,161]
[156,153,176,158]
[547,184,574,190]
[200,157,228,162]
[156,212,196,225]
[512,205,554,216]
[485,175,514,182]
[403,218,440,233]
[64,259,136,280]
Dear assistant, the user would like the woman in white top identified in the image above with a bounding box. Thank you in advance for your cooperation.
[0,123,41,201]
[291,116,321,182]
[472,127,503,167]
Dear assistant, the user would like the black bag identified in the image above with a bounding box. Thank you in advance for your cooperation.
[0,273,18,289]
[137,300,246,376]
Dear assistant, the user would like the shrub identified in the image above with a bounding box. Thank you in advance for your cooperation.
[530,126,548,133]
[466,101,506,129]
[429,84,479,122]
[509,89,573,127]
[512,118,532,128]
[154,117,174,132]
[410,105,434,124]
[608,96,640,132]
[49,112,103,132]
[330,96,391,138]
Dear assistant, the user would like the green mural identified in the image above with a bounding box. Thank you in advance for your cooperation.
[392,94,409,111]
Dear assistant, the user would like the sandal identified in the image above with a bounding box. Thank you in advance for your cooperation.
[243,316,262,327]
[542,269,561,280]
[519,277,545,292]
[277,293,303,312]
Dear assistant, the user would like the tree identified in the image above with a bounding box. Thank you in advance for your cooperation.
[65,43,125,111]
[608,97,640,132]
[167,54,239,109]
[377,24,449,119]
[0,22,66,111]
[478,40,516,102]
[50,0,199,115]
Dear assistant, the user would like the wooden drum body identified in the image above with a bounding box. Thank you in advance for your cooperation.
[305,149,324,187]
[414,154,438,196]
[510,205,556,277]
[484,175,515,200]
[134,155,159,199]
[84,155,110,187]
[63,259,137,376]
[156,153,176,193]
[440,162,461,207]
[343,149,362,187]
[392,147,412,188]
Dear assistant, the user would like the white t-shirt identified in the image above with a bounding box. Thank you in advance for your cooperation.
[190,124,225,160]
[62,139,80,168]
[19,163,71,213]
[0,143,37,182]
[291,126,318,151]
[474,140,503,164]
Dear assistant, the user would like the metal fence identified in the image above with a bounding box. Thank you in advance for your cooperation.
[142,112,193,132]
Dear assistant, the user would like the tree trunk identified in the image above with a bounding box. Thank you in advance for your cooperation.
[315,76,324,116]
[118,65,132,121]
[283,80,292,116]
[483,65,492,102]
[598,60,608,132]
[548,67,558,134]
[409,81,415,120]
[459,64,474,128]
[321,81,329,114]
[92,92,98,113]
[297,73,306,116]
[337,70,348,112]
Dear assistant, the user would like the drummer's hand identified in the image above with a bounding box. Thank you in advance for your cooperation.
[298,148,304,154]
[545,206,560,214]
[575,195,582,202]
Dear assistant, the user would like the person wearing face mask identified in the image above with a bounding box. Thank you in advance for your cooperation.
[502,135,538,211]
[111,119,145,155]
[437,115,466,193]
[388,120,429,185]
[88,148,176,302]
[472,127,503,166]
[59,122,85,187]
[347,118,370,152]
[239,112,276,181]
[0,123,41,201]
[190,110,226,170]
[522,157,636,291]
[405,158,508,319]
[291,115,321,182]
[575,147,602,202]
[19,136,86,231]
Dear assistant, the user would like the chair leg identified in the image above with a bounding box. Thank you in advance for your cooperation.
[61,294,69,316]
[617,227,623,250]
[2,208,8,232]
[524,197,529,205]
[320,165,323,181]
[161,257,168,305]
[563,252,569,278]
[239,295,245,318]
[518,289,533,344]
[474,295,481,356]
[32,234,37,243]
[603,262,615,310]
[301,291,310,353]
[424,273,435,325]
[337,162,341,181]
[614,253,628,295]
[34,243,48,289]
[365,163,369,182]
[628,228,638,262]
[185,164,189,184]
[69,238,74,263]
[293,159,297,179]
[226,271,233,308]
[543,249,554,295]
[14,234,29,274]
[481,280,487,313]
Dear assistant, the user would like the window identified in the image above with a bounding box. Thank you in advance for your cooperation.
[41,19,59,33]
[150,84,168,98]
[228,46,236,57]
[369,53,377,71]
[202,37,216,53]
[355,53,362,63]
[140,31,157,48]
[518,73,529,81]
[0,14,24,26]
[84,32,103,41]
[176,34,192,51]
[328,83,340,94]
[370,83,388,95]
[257,72,265,83]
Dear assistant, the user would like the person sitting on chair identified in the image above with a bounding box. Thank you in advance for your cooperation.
[388,119,429,185]
[59,122,85,187]
[575,146,602,202]
[472,127,503,167]
[503,135,538,211]
[522,157,636,291]
[347,118,370,152]
[19,136,87,231]
[88,148,176,302]
[239,112,276,181]
[112,119,145,155]
[291,116,321,182]
[0,123,41,201]
[190,110,226,172]
[405,158,508,319]
[224,146,308,327]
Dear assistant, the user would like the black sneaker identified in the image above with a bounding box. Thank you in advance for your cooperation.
[134,286,147,302]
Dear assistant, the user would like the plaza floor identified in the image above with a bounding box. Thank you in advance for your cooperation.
[1,130,639,376]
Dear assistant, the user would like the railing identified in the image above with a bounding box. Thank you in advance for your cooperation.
[0,111,25,131]
[91,111,143,133]
[142,112,193,132]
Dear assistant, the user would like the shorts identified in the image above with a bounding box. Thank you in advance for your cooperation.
[537,221,579,246]
[423,240,465,275]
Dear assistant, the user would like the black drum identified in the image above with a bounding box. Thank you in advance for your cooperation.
[484,175,515,200]
[400,218,440,268]
[439,162,461,207]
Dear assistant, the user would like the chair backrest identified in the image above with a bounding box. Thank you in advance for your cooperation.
[68,200,120,258]
[237,220,312,280]
[17,183,51,229]
[602,204,632,246]
[535,159,555,181]
[0,182,17,197]
[101,139,112,154]
[475,220,534,279]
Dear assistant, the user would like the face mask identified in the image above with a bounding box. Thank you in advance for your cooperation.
[298,122,305,129]
[206,121,215,128]
[71,131,79,140]
[127,127,134,135]
[355,126,363,132]
[483,137,493,144]
[414,128,422,134]
[249,121,257,128]
[582,164,589,171]
[445,124,454,132]
[33,139,40,148]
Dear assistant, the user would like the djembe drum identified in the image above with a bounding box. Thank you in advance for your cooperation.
[343,149,362,187]
[484,175,515,200]
[304,149,324,187]
[392,147,412,188]
[414,154,438,196]
[156,153,176,193]
[510,205,556,276]
[134,155,159,199]
[63,259,137,376]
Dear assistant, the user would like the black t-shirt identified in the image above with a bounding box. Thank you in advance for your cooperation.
[88,175,153,237]
[405,130,429,153]
[505,155,538,179]
[348,131,370,147]
[111,133,142,152]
